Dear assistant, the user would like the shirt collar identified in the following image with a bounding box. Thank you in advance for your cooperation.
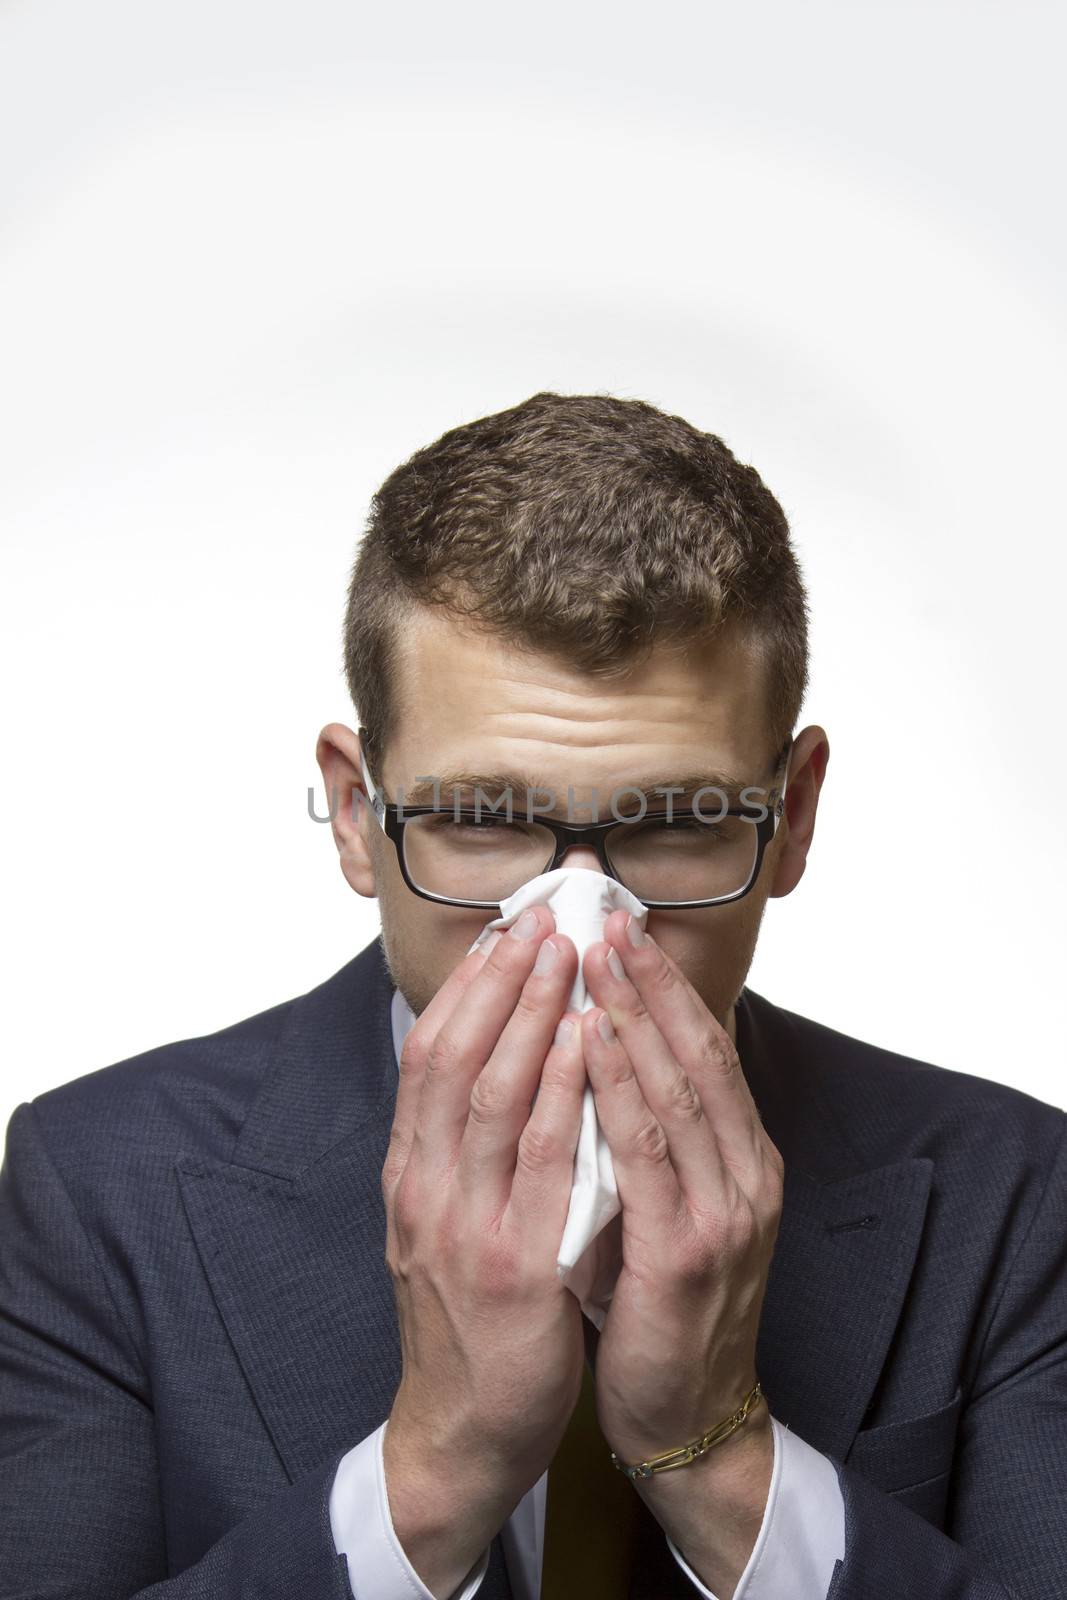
[390,986,416,1069]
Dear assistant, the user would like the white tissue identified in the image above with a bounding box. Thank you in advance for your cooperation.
[469,866,648,1330]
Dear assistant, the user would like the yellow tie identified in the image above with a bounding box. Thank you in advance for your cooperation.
[539,1351,642,1599]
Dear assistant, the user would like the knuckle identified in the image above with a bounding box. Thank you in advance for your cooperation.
[757,1200,783,1245]
[760,1196,782,1238]
[392,1171,420,1236]
[692,1193,751,1255]
[468,1072,512,1125]
[766,1141,786,1182]
[627,994,653,1028]
[648,958,677,998]
[677,1240,711,1283]
[398,1030,428,1077]
[724,1194,757,1250]
[758,1168,784,1226]
[380,1150,404,1200]
[701,1032,741,1082]
[732,1213,757,1254]
[663,1213,707,1279]
[513,988,547,1028]
[516,1122,560,1174]
[537,1061,573,1099]
[664,1073,703,1123]
[763,1156,784,1202]
[602,1053,632,1089]
[633,1116,670,1164]
[426,1030,463,1081]
[704,1214,741,1259]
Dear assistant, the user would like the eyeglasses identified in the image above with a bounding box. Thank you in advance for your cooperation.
[356,729,793,911]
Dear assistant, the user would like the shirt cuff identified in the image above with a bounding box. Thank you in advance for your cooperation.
[329,1420,491,1600]
[665,1414,846,1600]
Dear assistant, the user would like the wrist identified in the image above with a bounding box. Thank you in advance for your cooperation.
[633,1409,774,1596]
[634,1399,773,1499]
[608,1379,768,1484]
[382,1413,517,1596]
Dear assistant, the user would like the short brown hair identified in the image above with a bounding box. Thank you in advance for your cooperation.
[343,391,809,781]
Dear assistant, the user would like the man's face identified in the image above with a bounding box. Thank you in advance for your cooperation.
[321,605,825,1044]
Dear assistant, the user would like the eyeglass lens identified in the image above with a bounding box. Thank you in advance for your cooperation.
[401,812,761,905]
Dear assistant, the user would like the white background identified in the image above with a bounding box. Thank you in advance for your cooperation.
[2,0,1065,1132]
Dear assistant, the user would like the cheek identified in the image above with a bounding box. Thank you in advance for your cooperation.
[380,892,497,1013]
[646,904,761,1011]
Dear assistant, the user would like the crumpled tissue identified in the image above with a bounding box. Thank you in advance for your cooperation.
[468,866,648,1330]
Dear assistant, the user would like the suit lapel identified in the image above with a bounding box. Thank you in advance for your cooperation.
[176,937,401,1474]
[175,940,933,1600]
[734,985,934,1462]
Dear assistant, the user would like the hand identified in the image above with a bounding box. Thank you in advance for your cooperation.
[579,911,783,1591]
[381,908,588,1595]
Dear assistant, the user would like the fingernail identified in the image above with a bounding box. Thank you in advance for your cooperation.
[606,947,625,981]
[597,1010,616,1042]
[534,938,559,975]
[510,908,540,940]
[626,915,647,948]
[554,1018,573,1045]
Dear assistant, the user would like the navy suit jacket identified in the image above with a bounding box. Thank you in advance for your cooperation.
[1,934,1065,1598]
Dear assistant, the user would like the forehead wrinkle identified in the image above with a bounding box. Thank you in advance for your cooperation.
[479,712,722,754]
[397,644,761,766]
[481,686,711,725]
[476,721,734,772]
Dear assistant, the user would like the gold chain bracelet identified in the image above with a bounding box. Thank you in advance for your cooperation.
[609,1381,764,1482]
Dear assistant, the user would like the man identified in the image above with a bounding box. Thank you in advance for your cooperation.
[0,392,1064,1600]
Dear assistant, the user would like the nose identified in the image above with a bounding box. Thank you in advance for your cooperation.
[558,843,602,873]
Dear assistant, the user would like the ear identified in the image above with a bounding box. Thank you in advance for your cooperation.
[766,726,830,899]
[314,722,378,898]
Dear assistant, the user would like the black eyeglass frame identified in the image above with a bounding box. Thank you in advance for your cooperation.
[356,729,794,911]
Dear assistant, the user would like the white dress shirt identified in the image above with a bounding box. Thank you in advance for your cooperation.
[328,988,846,1600]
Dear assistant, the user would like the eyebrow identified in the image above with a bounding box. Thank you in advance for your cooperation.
[396,768,761,808]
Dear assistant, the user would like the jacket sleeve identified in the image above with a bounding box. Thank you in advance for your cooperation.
[0,1098,355,1599]
[823,1111,1067,1600]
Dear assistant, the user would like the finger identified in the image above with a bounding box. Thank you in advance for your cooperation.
[455,932,579,1215]
[507,1008,588,1256]
[412,905,559,1180]
[383,932,502,1206]
[580,1007,686,1240]
[581,938,732,1217]
[594,911,765,1172]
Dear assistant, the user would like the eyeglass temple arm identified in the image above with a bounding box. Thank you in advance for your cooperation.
[357,735,387,828]
[771,737,794,818]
